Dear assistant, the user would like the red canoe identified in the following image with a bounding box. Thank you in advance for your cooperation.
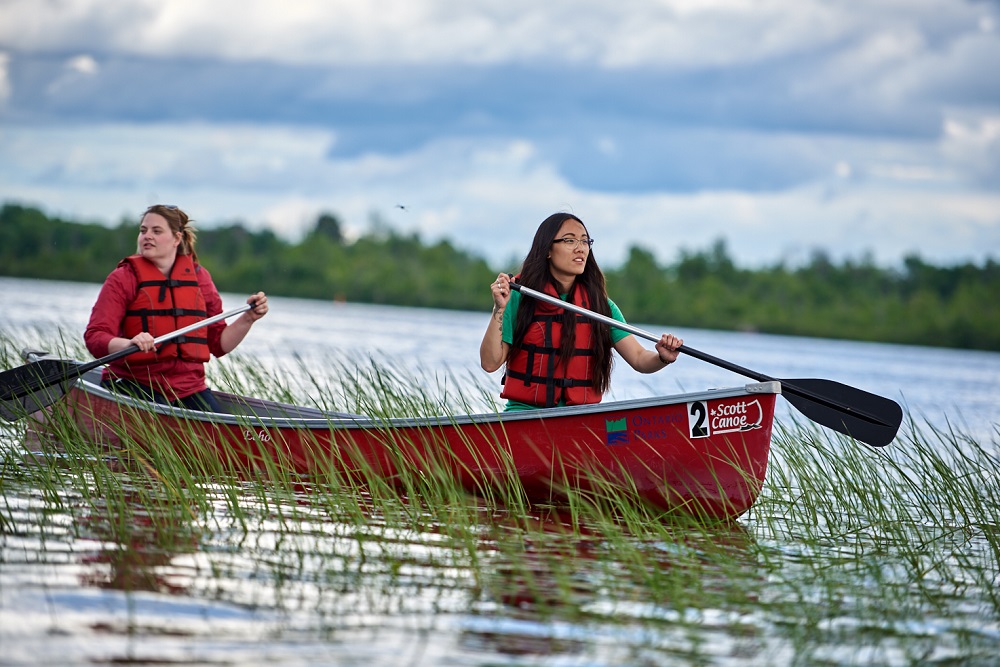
[24,355,779,520]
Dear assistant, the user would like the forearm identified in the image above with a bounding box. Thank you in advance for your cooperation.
[634,349,672,374]
[615,333,681,374]
[479,305,507,372]
[106,336,139,354]
[218,312,257,355]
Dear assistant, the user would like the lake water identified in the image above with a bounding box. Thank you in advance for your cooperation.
[2,276,999,667]
[2,276,997,442]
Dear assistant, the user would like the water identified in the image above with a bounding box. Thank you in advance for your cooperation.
[3,276,996,441]
[2,276,999,666]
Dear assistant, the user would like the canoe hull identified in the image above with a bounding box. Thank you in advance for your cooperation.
[29,367,779,520]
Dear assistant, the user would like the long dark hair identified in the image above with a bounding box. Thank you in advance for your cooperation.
[510,212,614,394]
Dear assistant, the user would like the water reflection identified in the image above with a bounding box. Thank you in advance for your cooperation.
[75,490,200,595]
[463,508,764,660]
[482,510,601,612]
[18,411,201,600]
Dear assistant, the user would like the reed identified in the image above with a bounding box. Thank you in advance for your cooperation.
[2,335,998,664]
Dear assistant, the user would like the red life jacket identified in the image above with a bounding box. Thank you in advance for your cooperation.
[120,254,211,366]
[501,282,602,408]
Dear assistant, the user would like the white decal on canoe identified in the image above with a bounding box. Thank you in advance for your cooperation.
[244,428,272,442]
[687,399,763,438]
[687,401,710,438]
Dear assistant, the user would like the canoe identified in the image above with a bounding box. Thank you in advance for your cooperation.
[21,353,779,520]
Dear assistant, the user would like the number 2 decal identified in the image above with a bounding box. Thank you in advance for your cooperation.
[688,401,710,438]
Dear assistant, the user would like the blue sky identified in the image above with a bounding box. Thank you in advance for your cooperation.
[1,0,998,269]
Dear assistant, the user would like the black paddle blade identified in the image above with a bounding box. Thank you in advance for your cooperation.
[780,378,903,448]
[0,359,79,421]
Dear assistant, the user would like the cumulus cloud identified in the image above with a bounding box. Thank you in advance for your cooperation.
[0,53,9,105]
[0,0,997,268]
[0,0,989,71]
[942,114,1000,187]
[3,120,997,270]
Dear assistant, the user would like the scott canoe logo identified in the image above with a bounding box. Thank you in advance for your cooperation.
[686,399,763,439]
[605,417,629,445]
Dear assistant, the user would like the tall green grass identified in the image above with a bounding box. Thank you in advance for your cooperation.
[2,335,999,664]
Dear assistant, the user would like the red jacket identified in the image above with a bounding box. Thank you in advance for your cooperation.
[84,256,227,400]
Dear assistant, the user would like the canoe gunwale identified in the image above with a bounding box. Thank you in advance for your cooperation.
[58,360,780,431]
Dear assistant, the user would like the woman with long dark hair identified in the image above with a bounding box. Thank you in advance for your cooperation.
[480,212,682,411]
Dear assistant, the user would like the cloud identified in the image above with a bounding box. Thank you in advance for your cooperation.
[0,52,9,105]
[942,114,1000,186]
[0,0,991,73]
[5,1,832,67]
[2,120,997,270]
[0,0,997,270]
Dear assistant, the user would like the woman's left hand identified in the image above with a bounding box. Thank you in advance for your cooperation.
[655,333,683,365]
[247,292,269,321]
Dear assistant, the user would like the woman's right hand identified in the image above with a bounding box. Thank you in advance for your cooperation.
[130,332,156,352]
[490,273,512,311]
[108,332,155,354]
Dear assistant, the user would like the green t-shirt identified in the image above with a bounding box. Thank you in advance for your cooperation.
[500,289,630,412]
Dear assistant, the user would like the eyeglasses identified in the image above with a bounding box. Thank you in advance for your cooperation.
[552,237,594,249]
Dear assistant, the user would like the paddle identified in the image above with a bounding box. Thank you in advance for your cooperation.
[0,304,252,422]
[509,282,903,448]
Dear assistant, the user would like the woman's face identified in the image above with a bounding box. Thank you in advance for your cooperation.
[547,218,591,285]
[138,213,181,266]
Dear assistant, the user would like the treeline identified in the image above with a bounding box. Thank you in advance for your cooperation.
[605,241,999,351]
[0,204,495,311]
[1,203,997,351]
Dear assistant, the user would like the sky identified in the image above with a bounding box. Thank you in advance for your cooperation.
[1,0,998,270]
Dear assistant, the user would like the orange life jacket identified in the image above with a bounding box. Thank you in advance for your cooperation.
[120,254,211,366]
[501,282,602,408]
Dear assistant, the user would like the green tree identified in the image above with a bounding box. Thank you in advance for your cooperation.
[2,203,997,351]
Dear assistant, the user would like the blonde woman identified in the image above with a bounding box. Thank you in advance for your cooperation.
[84,204,267,411]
